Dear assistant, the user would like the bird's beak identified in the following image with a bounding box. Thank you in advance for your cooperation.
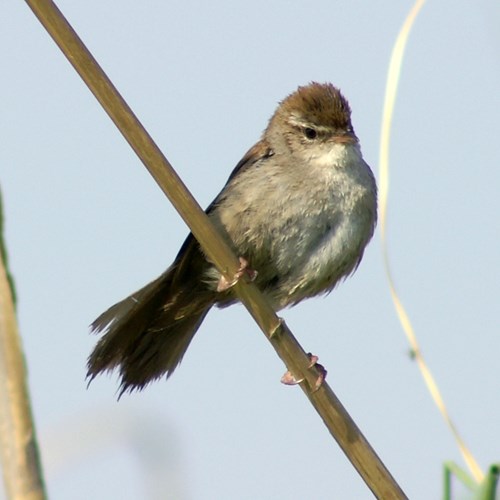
[332,132,358,144]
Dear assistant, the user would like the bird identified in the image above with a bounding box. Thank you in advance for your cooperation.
[87,82,377,396]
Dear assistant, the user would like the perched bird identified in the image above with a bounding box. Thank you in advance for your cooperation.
[87,82,377,395]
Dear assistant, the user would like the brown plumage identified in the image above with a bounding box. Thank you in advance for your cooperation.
[87,82,377,396]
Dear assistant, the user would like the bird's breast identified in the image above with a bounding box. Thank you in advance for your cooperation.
[207,153,376,308]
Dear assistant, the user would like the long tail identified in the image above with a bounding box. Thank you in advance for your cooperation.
[87,237,215,396]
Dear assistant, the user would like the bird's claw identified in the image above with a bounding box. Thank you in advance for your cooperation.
[217,257,257,292]
[280,353,327,392]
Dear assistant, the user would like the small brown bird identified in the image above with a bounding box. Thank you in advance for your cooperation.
[87,83,377,396]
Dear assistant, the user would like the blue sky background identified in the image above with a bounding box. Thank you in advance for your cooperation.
[1,1,499,498]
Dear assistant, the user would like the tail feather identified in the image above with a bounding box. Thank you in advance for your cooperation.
[87,264,215,396]
[88,274,169,373]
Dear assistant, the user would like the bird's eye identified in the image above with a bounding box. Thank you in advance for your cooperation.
[304,127,317,140]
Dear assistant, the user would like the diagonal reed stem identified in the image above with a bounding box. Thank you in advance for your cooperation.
[22,1,408,497]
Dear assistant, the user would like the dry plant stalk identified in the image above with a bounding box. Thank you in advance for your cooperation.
[378,0,483,484]
[0,240,46,497]
[22,0,408,498]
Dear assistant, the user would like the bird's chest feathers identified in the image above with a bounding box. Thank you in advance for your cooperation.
[234,162,372,268]
[268,167,371,270]
[212,142,375,278]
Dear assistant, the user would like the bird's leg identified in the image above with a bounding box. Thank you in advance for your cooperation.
[217,257,257,292]
[280,353,327,392]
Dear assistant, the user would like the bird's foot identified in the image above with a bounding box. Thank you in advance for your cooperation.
[280,353,327,392]
[217,257,257,292]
